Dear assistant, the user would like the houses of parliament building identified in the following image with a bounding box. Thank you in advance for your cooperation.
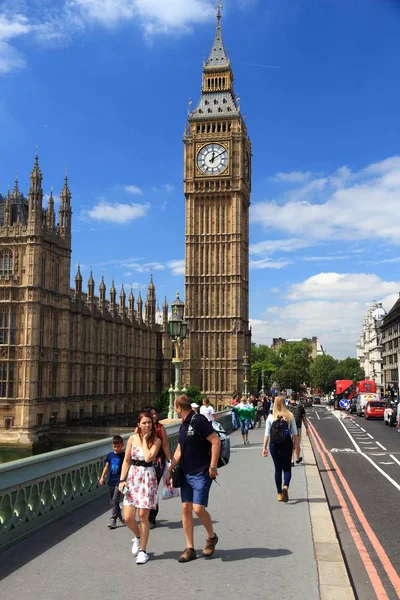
[0,159,172,445]
[0,3,251,445]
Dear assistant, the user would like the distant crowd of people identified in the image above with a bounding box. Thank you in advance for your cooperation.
[99,392,309,564]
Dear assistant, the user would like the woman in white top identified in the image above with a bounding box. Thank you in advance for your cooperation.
[262,396,299,502]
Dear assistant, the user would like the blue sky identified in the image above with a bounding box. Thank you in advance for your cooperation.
[1,0,400,358]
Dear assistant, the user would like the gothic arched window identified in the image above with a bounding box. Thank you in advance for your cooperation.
[0,250,13,277]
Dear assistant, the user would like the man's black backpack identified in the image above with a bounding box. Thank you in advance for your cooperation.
[191,414,231,468]
[270,416,291,445]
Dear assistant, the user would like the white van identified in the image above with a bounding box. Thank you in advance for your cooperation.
[356,393,380,416]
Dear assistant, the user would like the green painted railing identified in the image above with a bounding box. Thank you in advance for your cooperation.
[0,410,232,551]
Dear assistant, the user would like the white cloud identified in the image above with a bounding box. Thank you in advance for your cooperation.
[250,238,309,256]
[124,184,144,195]
[68,0,215,32]
[0,13,30,73]
[168,259,185,275]
[250,272,400,358]
[287,272,400,301]
[252,156,400,245]
[250,258,291,270]
[271,171,312,183]
[0,0,216,73]
[301,255,349,262]
[83,200,149,223]
[164,183,174,192]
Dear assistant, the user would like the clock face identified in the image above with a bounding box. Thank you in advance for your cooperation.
[197,143,229,175]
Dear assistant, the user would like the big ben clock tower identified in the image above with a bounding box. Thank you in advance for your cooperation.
[183,2,251,408]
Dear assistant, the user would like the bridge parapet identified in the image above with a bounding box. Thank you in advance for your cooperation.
[0,410,231,552]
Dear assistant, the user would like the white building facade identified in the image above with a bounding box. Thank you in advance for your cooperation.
[357,301,386,392]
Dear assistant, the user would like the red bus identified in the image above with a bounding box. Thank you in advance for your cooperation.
[335,380,356,409]
[356,380,377,394]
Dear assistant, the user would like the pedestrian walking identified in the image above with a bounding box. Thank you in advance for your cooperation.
[99,435,125,529]
[200,397,216,421]
[191,402,200,413]
[287,394,309,465]
[166,395,221,563]
[143,405,172,530]
[118,412,161,565]
[262,396,271,420]
[232,396,256,444]
[255,398,264,427]
[262,396,299,502]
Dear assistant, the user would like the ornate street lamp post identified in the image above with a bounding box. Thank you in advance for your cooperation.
[242,353,250,398]
[260,367,265,397]
[168,291,188,419]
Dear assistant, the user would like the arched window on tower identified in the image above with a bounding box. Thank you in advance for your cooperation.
[0,250,13,277]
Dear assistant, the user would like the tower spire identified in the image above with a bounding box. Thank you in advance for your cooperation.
[205,0,229,69]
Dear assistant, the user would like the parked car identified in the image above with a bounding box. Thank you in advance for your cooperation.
[384,401,398,426]
[313,396,321,405]
[364,400,386,420]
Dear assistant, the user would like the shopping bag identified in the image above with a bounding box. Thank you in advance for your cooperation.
[160,464,180,500]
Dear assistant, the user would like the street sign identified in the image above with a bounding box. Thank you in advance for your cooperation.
[339,399,350,409]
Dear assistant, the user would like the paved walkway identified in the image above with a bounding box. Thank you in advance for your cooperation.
[0,427,348,600]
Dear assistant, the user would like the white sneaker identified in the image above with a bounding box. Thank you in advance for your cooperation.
[131,537,140,556]
[136,550,149,565]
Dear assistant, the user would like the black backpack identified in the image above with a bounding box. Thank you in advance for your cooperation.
[190,414,231,468]
[270,416,291,445]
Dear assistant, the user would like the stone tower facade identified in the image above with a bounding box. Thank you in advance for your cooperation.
[0,156,171,446]
[183,4,252,408]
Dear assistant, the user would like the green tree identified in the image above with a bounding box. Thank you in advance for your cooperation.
[274,363,306,392]
[250,345,282,392]
[310,355,339,393]
[154,385,207,418]
[274,341,311,390]
[335,357,365,383]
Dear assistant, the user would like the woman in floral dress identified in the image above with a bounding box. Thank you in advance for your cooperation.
[118,412,161,565]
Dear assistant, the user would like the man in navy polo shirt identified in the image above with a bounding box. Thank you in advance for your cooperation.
[167,395,221,563]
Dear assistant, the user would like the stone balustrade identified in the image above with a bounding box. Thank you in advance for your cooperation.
[0,410,232,551]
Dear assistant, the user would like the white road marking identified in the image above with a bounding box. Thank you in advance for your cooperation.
[315,411,320,420]
[366,433,374,439]
[333,413,400,492]
[370,453,386,456]
[376,441,387,451]
[379,462,395,465]
[359,441,376,445]
[389,454,400,466]
[359,427,366,432]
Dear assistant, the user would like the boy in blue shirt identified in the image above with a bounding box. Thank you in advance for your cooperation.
[99,435,125,529]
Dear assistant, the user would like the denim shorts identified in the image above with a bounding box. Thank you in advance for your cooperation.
[181,471,213,507]
[240,419,249,435]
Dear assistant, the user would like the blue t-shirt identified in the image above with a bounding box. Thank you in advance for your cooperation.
[179,411,214,475]
[105,451,125,486]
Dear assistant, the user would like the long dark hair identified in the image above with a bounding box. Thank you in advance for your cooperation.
[136,412,157,449]
[143,405,159,424]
